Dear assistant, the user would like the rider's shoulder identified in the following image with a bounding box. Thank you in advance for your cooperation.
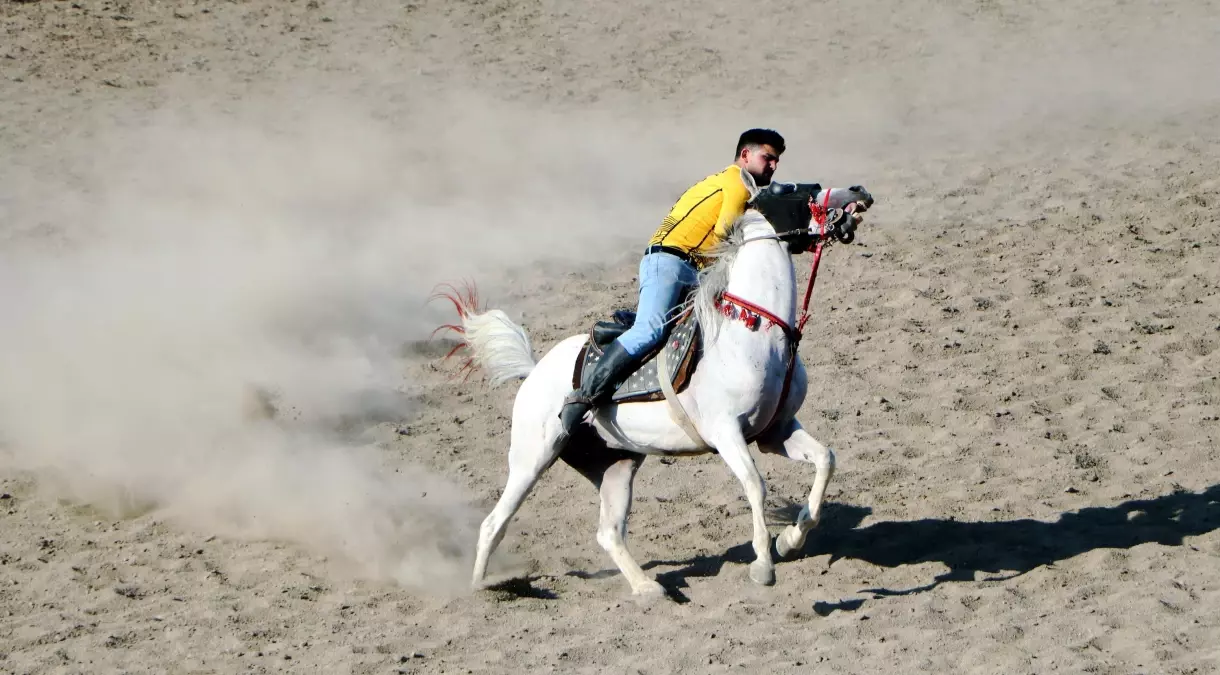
[724,165,758,200]
[696,164,739,184]
[683,165,754,200]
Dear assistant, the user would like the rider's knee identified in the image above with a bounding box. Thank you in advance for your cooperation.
[620,323,666,357]
[641,324,668,350]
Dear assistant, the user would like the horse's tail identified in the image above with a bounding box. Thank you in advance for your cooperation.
[430,282,537,386]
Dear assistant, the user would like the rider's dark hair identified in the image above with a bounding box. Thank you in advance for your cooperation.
[735,128,786,158]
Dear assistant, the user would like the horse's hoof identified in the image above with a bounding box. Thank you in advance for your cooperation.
[775,526,805,559]
[632,580,667,602]
[472,573,501,592]
[749,560,776,586]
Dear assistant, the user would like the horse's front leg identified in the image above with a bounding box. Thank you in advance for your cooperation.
[708,422,775,585]
[756,417,835,558]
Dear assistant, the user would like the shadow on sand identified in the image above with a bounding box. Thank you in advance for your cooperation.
[482,575,559,601]
[638,484,1220,609]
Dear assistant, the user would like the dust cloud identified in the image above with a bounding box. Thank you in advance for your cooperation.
[0,88,693,592]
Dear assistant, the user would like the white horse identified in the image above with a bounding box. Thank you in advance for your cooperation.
[441,186,872,598]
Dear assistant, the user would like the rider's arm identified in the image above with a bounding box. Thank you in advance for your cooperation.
[711,170,753,239]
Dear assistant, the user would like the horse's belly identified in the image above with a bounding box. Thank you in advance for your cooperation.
[592,400,710,455]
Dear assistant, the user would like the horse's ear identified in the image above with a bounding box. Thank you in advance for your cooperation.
[763,181,798,196]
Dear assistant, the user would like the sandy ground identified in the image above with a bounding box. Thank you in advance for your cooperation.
[2,0,1220,673]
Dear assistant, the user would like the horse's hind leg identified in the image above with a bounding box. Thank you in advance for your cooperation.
[471,422,565,589]
[756,418,835,558]
[560,444,662,598]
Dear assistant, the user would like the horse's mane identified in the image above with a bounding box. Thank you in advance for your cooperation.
[687,211,763,340]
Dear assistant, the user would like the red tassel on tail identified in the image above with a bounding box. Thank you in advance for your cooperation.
[427,279,484,381]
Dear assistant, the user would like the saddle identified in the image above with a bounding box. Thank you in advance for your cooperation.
[572,306,703,404]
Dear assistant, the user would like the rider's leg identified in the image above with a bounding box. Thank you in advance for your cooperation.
[615,252,698,358]
[558,252,697,434]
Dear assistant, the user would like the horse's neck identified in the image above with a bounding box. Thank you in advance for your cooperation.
[724,216,797,325]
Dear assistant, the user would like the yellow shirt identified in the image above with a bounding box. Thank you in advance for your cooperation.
[648,165,758,266]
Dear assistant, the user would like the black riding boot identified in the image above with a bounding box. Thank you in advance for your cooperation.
[557,341,640,438]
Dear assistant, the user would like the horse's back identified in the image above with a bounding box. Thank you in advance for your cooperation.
[513,333,587,406]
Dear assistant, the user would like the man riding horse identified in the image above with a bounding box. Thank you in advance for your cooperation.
[558,129,866,441]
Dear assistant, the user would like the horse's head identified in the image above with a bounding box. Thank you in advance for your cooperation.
[811,185,874,247]
[820,185,875,212]
[749,182,875,253]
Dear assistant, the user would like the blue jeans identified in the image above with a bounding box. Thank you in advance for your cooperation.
[615,251,698,358]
